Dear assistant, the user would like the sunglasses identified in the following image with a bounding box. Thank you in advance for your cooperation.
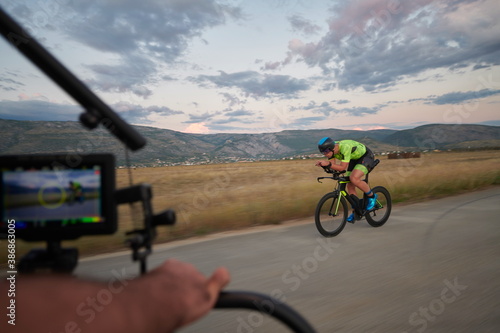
[321,149,332,155]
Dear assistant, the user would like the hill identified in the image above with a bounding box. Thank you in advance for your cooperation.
[383,124,500,150]
[1,119,499,166]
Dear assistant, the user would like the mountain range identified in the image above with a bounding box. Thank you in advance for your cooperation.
[1,119,499,166]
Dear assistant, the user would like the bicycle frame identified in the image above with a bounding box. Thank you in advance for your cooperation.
[317,170,372,219]
[315,159,390,236]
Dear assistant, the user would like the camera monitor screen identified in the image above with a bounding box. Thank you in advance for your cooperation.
[0,154,117,241]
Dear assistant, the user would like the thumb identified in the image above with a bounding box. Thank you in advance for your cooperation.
[206,267,230,303]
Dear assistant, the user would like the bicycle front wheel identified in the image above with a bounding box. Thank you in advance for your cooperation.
[314,192,348,237]
[365,186,392,227]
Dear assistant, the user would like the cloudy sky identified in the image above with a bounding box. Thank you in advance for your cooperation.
[1,0,499,134]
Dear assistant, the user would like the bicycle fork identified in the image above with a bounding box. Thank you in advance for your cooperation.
[328,190,343,217]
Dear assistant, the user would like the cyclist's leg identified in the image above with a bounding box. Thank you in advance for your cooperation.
[345,159,358,196]
[350,166,377,210]
[350,149,374,192]
[359,150,378,210]
[345,165,359,221]
[346,182,358,196]
[349,168,370,193]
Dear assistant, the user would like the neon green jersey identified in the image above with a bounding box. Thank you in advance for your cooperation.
[329,140,367,162]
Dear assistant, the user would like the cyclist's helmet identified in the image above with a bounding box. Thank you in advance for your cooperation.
[318,137,336,153]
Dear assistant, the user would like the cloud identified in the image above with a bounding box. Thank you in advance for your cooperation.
[339,106,380,117]
[220,92,247,107]
[288,15,322,36]
[113,101,183,124]
[300,101,337,115]
[224,109,254,117]
[184,111,220,124]
[292,116,328,128]
[212,117,255,126]
[0,99,82,121]
[0,99,183,124]
[430,89,500,105]
[194,71,310,98]
[212,109,256,125]
[334,99,350,104]
[84,55,156,98]
[291,100,381,117]
[62,0,243,60]
[182,108,256,129]
[18,93,49,102]
[0,75,25,92]
[2,0,499,134]
[184,122,209,134]
[262,61,282,71]
[279,0,500,91]
[3,0,243,97]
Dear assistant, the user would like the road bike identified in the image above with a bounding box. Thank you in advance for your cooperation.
[314,160,392,237]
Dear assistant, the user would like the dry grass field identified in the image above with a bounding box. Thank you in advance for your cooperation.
[4,150,500,261]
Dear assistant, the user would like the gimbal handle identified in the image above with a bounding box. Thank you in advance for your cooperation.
[216,291,316,333]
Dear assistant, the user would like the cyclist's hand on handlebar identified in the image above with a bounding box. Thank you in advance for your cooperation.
[137,259,230,332]
[315,160,330,167]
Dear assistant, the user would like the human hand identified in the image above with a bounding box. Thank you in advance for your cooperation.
[315,160,328,167]
[135,259,230,331]
[1,259,230,333]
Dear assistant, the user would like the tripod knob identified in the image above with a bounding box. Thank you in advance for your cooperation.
[152,209,176,226]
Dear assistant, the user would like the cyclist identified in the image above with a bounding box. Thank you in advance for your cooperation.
[69,180,84,204]
[315,137,377,222]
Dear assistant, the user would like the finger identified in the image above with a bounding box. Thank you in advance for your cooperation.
[205,267,230,303]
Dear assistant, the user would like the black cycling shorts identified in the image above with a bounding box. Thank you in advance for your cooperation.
[347,148,375,175]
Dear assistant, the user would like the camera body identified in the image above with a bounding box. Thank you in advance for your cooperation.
[0,153,117,241]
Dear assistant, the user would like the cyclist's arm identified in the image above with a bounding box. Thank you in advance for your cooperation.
[329,160,348,172]
[315,159,348,171]
[0,259,230,333]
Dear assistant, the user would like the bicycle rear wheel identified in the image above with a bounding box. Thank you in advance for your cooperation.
[314,192,348,237]
[365,186,391,227]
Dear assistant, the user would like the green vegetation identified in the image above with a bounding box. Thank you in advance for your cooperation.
[3,150,500,263]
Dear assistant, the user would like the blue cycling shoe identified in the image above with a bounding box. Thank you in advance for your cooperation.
[366,193,378,211]
[346,213,355,223]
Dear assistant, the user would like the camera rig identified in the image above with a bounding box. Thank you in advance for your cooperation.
[0,7,316,332]
[115,184,176,274]
[14,182,175,275]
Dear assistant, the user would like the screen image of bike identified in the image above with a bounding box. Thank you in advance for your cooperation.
[1,167,104,228]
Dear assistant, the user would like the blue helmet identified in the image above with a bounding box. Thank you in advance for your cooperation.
[318,137,335,153]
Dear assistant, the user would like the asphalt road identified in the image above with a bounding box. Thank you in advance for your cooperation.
[76,186,500,333]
